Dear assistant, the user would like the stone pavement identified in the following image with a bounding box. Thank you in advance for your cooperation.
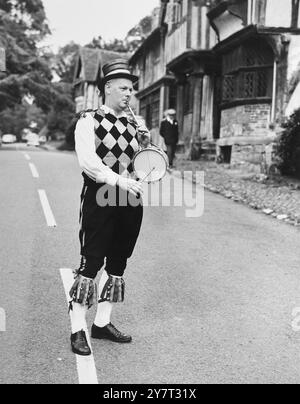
[173,155,300,228]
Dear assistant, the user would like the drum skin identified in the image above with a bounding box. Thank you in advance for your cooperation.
[133,147,168,183]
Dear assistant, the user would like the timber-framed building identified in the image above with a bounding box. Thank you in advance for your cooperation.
[130,0,300,167]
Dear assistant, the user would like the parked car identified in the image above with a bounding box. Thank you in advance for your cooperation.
[2,134,17,144]
[26,133,40,147]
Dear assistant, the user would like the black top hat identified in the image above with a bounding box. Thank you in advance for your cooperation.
[98,59,138,92]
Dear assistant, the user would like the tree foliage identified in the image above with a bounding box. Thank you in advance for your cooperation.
[0,0,76,137]
[277,109,300,178]
[87,14,153,54]
[46,82,74,133]
[53,41,80,84]
[0,2,155,139]
[86,36,129,53]
[0,0,53,112]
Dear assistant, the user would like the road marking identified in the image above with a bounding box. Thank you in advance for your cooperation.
[38,190,57,227]
[23,153,31,161]
[0,308,6,332]
[60,268,98,385]
[29,163,39,178]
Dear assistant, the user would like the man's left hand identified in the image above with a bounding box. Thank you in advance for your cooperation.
[137,124,151,147]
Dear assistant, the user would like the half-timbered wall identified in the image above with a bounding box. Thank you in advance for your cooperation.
[165,21,188,64]
[144,42,165,88]
[165,0,217,64]
[212,0,300,43]
[287,35,300,81]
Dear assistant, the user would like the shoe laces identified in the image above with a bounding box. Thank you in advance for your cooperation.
[109,323,122,337]
[77,330,87,343]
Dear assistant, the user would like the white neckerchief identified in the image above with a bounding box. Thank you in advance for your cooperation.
[100,105,128,119]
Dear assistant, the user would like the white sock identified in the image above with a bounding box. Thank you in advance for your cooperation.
[94,270,113,328]
[70,303,87,334]
[94,301,113,328]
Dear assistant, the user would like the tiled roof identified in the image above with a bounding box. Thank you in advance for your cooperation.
[76,47,131,83]
[80,47,101,82]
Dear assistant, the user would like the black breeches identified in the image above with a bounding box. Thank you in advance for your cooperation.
[166,144,176,166]
[79,183,143,279]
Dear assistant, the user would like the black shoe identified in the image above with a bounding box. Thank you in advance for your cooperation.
[91,323,132,343]
[71,330,92,356]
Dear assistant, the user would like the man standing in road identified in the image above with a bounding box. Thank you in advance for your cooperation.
[159,109,179,169]
[68,59,150,356]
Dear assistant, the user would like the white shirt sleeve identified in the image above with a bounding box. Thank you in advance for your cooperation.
[74,114,119,186]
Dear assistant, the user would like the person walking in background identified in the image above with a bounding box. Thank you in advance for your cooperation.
[159,109,179,169]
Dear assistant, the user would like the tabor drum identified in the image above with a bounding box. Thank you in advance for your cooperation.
[133,147,169,183]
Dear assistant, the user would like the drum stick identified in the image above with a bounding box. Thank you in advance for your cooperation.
[139,167,156,183]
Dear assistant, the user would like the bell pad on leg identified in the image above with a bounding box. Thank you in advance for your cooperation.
[69,275,98,309]
[99,276,125,303]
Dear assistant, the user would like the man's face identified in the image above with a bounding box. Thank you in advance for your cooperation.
[105,78,133,111]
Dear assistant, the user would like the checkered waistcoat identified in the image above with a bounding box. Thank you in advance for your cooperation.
[92,108,140,177]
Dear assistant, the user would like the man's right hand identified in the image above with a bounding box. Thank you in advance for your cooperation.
[117,177,143,197]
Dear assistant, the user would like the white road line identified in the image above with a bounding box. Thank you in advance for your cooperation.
[29,162,39,178]
[60,268,99,385]
[38,190,57,227]
[23,153,31,161]
[0,308,6,332]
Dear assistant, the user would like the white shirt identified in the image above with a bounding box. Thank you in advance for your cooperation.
[167,116,177,125]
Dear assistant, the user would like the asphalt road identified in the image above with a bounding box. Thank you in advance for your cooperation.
[0,143,300,384]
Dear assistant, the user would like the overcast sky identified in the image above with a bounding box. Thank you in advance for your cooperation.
[42,0,160,50]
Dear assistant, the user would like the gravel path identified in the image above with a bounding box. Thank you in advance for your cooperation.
[174,156,300,228]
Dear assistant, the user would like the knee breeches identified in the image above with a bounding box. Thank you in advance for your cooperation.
[78,183,143,278]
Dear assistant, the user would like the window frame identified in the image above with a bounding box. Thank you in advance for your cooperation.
[140,90,161,129]
[221,39,274,109]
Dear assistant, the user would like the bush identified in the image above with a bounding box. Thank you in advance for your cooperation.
[277,108,300,178]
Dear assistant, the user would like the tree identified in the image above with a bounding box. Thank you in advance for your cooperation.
[0,1,77,138]
[53,42,80,84]
[0,0,53,114]
[125,15,153,52]
[46,82,75,138]
[277,109,300,178]
[86,36,129,53]
[86,14,154,55]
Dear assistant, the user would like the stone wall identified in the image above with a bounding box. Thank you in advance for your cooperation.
[218,103,275,172]
[220,104,271,139]
[231,144,265,171]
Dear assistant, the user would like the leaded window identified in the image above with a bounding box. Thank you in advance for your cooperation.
[140,90,160,129]
[221,39,273,106]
